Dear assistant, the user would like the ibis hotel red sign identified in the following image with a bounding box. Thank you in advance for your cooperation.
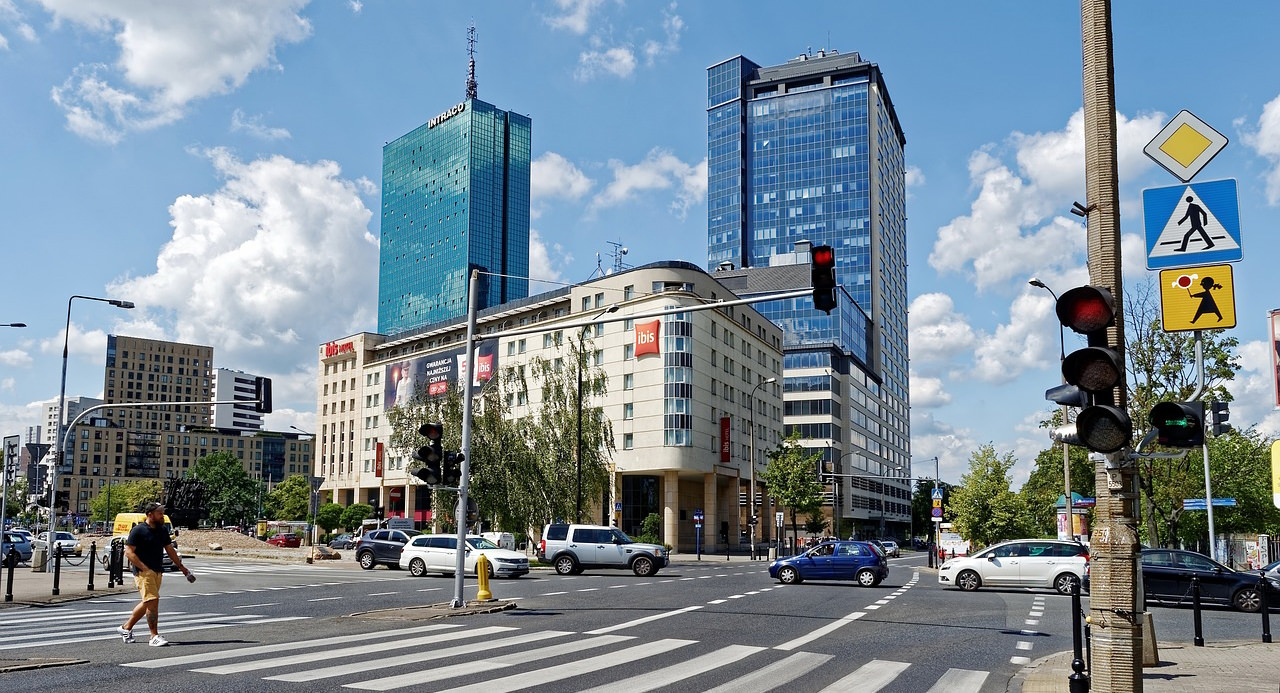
[720,417,731,463]
[635,320,661,357]
[324,340,355,358]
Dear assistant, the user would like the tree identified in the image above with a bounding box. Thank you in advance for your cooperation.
[911,478,956,538]
[950,445,1030,547]
[88,479,163,522]
[316,502,345,534]
[2,478,27,521]
[264,474,311,521]
[804,513,829,538]
[1019,441,1094,537]
[760,433,824,549]
[1172,429,1280,548]
[1124,279,1240,547]
[341,503,373,531]
[189,452,259,527]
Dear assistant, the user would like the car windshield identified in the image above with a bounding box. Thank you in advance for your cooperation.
[56,532,75,541]
[466,538,500,549]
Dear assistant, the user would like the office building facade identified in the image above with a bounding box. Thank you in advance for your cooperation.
[378,98,532,335]
[708,50,912,540]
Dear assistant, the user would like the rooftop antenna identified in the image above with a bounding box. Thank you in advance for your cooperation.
[465,23,478,100]
[608,240,630,274]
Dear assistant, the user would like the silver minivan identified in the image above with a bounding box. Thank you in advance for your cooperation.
[938,539,1088,595]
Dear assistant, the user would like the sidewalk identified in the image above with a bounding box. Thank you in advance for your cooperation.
[1,559,132,607]
[1014,639,1280,692]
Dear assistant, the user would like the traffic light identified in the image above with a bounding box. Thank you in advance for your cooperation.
[1207,401,1232,436]
[411,422,443,486]
[1047,285,1132,453]
[1149,401,1205,448]
[464,497,479,524]
[441,451,464,487]
[810,244,838,314]
[254,376,273,414]
[373,505,384,521]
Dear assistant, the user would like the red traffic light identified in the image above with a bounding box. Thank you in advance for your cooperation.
[1056,286,1114,334]
[419,422,443,441]
[812,245,834,268]
[810,245,838,314]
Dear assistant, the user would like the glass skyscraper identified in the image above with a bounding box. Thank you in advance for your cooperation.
[378,98,531,335]
[708,49,912,539]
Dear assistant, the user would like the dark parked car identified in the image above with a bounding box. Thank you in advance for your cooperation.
[328,533,356,549]
[1086,548,1272,612]
[354,529,422,570]
[266,533,302,548]
[769,540,889,586]
[2,531,33,566]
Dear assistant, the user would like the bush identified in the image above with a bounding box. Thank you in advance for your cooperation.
[634,512,663,545]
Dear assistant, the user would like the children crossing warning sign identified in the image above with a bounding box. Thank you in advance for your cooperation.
[1158,265,1236,332]
[1144,178,1242,269]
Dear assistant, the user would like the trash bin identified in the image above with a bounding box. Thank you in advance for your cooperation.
[767,547,778,560]
[31,547,47,573]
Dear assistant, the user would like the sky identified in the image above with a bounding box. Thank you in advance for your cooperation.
[3,1,1280,490]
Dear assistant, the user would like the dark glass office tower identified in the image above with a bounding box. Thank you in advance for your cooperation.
[378,98,531,335]
[708,49,911,540]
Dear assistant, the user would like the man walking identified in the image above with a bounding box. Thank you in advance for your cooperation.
[116,502,195,646]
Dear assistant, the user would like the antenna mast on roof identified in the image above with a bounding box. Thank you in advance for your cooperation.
[465,23,478,100]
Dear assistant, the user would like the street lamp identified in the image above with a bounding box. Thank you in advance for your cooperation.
[51,296,133,543]
[1029,277,1074,540]
[747,376,776,560]
[576,305,618,521]
[3,323,26,328]
[290,427,321,547]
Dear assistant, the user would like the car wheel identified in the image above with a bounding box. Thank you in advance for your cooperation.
[409,558,427,577]
[1232,586,1263,613]
[632,556,656,577]
[856,568,878,587]
[554,555,579,575]
[956,570,981,591]
[358,551,376,570]
[778,566,802,585]
[1054,573,1080,596]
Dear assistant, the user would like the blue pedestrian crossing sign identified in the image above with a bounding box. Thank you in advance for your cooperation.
[1144,178,1242,270]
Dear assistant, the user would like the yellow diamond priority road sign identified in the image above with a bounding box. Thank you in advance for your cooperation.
[1159,264,1236,332]
[1144,110,1228,183]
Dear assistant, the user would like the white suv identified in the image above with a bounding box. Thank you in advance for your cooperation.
[539,523,668,577]
[938,539,1088,595]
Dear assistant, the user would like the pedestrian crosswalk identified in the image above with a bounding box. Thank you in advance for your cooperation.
[119,622,992,692]
[0,605,308,651]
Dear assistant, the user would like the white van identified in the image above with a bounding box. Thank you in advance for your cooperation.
[481,532,515,551]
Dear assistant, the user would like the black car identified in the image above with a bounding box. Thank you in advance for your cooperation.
[328,533,356,550]
[354,529,421,570]
[1088,548,1270,612]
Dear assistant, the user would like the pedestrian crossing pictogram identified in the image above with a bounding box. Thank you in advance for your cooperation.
[1144,178,1242,269]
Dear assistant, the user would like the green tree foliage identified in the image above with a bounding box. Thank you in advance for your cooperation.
[804,513,829,538]
[1019,443,1095,537]
[950,445,1030,547]
[910,478,956,537]
[634,512,663,545]
[760,433,824,547]
[1170,429,1280,546]
[189,451,259,527]
[2,478,27,521]
[264,474,312,521]
[88,478,163,521]
[316,502,345,533]
[1124,279,1240,546]
[341,503,373,531]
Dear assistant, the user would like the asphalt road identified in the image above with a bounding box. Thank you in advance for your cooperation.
[0,552,1266,692]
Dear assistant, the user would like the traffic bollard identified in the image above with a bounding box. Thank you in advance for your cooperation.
[1068,578,1089,692]
[1261,575,1272,644]
[475,554,493,602]
[1191,576,1204,647]
[52,545,62,596]
[4,546,15,602]
[87,541,96,591]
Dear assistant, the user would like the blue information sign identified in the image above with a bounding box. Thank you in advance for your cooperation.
[1144,178,1242,269]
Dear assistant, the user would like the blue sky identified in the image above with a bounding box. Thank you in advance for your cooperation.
[3,1,1280,488]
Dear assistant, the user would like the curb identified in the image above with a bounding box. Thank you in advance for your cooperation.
[348,599,518,620]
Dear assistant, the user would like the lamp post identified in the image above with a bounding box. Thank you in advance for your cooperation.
[2,323,26,328]
[747,376,776,560]
[1,325,24,534]
[51,296,132,542]
[575,305,618,522]
[290,426,319,546]
[1029,278,1074,540]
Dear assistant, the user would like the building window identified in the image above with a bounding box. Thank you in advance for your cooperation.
[624,344,634,360]
[623,374,634,390]
[623,403,634,420]
[623,433,634,450]
[624,285,634,300]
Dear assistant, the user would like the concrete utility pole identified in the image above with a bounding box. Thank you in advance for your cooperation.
[1080,0,1142,689]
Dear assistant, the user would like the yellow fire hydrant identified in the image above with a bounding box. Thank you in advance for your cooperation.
[475,553,494,601]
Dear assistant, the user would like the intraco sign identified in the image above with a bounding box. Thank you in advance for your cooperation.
[1143,110,1229,182]
[1158,265,1236,332]
[1144,179,1242,269]
[428,102,466,128]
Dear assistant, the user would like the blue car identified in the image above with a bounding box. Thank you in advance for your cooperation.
[769,540,889,586]
[2,530,33,567]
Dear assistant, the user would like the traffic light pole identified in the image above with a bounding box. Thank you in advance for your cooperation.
[1081,1,1142,688]
[451,269,481,609]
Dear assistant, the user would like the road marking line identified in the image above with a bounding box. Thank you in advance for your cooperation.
[927,668,990,692]
[817,659,908,692]
[585,605,703,635]
[1021,629,1041,636]
[729,595,745,599]
[308,597,343,602]
[608,585,628,589]
[578,588,599,592]
[703,651,832,693]
[865,605,881,610]
[234,603,279,609]
[775,610,865,651]
[577,644,765,693]
[368,592,398,596]
[1025,619,1040,626]
[707,599,727,604]
[1010,656,1031,665]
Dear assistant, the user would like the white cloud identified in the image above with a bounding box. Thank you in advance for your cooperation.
[575,46,637,81]
[642,3,683,66]
[0,348,32,368]
[0,0,36,50]
[531,152,594,202]
[904,165,925,188]
[907,293,977,364]
[40,324,112,361]
[528,229,570,290]
[909,372,951,408]
[969,291,1060,384]
[347,1,362,14]
[588,148,705,219]
[546,0,603,35]
[40,0,312,142]
[0,377,13,391]
[1242,92,1280,205]
[906,411,978,484]
[106,147,378,380]
[230,108,291,140]
[1230,339,1280,437]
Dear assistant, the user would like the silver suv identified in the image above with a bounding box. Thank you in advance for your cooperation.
[539,524,668,577]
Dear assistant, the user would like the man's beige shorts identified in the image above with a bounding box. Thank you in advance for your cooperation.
[133,570,162,602]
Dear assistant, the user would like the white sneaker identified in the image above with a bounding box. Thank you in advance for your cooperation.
[116,626,134,643]
[148,635,169,647]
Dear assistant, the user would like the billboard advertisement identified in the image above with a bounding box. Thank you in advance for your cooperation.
[384,343,498,408]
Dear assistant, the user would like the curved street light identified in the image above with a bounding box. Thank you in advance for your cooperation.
[1029,278,1075,540]
[747,376,776,559]
[3,323,26,328]
[576,304,618,522]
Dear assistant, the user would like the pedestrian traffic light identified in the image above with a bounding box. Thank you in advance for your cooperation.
[810,245,838,314]
[254,376,273,414]
[441,451,464,487]
[373,505,384,521]
[1207,401,1232,436]
[464,497,479,524]
[1148,401,1205,448]
[411,422,444,486]
[1047,285,1132,453]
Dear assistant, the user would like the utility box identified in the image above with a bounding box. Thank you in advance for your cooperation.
[31,547,46,572]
